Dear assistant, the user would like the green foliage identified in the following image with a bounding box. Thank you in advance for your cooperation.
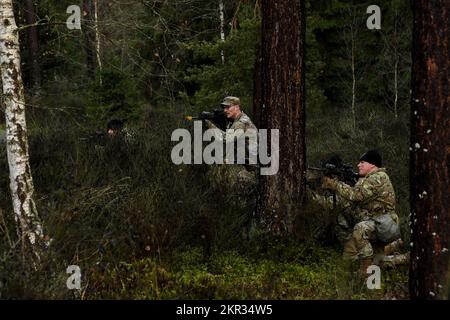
[85,69,141,121]
[0,0,412,299]
[305,0,412,117]
[183,5,260,114]
[82,246,407,299]
[0,105,410,299]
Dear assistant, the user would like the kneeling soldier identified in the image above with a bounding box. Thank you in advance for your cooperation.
[321,150,401,271]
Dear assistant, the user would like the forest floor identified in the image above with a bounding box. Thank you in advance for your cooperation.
[85,244,409,300]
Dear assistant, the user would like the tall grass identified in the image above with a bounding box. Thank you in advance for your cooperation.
[0,101,409,299]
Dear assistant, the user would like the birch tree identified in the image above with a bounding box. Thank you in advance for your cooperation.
[83,0,102,82]
[219,0,225,64]
[379,0,411,118]
[341,5,365,131]
[0,0,44,256]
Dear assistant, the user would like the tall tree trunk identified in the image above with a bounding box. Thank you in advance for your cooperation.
[256,0,306,235]
[394,56,398,118]
[219,0,225,64]
[393,6,399,119]
[24,0,40,89]
[93,0,102,84]
[409,0,450,300]
[0,0,44,256]
[350,24,356,130]
[83,0,101,81]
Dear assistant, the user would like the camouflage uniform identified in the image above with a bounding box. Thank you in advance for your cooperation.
[312,168,400,261]
[206,111,258,196]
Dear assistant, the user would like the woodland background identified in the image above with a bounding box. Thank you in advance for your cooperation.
[0,0,412,299]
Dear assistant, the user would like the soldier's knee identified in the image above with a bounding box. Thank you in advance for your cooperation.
[353,221,375,238]
[359,243,374,258]
[352,223,366,241]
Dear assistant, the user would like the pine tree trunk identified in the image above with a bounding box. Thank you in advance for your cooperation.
[24,0,40,89]
[0,0,44,254]
[256,0,306,235]
[409,0,450,300]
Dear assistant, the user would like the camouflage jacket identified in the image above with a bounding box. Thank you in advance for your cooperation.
[206,112,258,165]
[333,168,397,221]
[206,111,256,134]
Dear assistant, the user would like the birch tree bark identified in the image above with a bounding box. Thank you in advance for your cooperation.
[0,0,44,253]
[93,0,102,84]
[83,0,102,82]
[343,6,359,131]
[380,1,411,119]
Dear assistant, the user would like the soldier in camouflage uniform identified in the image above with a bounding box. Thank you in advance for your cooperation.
[320,150,401,269]
[204,97,259,240]
[205,96,258,196]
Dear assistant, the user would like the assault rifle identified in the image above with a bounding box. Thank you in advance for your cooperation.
[307,155,359,209]
[308,155,359,187]
[185,109,229,131]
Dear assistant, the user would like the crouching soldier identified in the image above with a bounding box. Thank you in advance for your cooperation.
[204,96,259,197]
[204,96,259,237]
[321,150,403,271]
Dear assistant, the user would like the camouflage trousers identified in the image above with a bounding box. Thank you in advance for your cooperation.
[210,164,257,191]
[308,190,400,261]
[342,219,377,261]
[209,164,258,206]
[342,213,401,261]
[209,164,259,238]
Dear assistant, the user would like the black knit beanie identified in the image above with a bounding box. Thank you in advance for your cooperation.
[359,149,382,167]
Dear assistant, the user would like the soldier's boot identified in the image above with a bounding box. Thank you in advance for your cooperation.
[382,252,410,268]
[384,238,404,256]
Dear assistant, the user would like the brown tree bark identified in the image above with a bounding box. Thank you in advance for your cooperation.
[24,0,40,89]
[255,0,306,235]
[409,0,450,300]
